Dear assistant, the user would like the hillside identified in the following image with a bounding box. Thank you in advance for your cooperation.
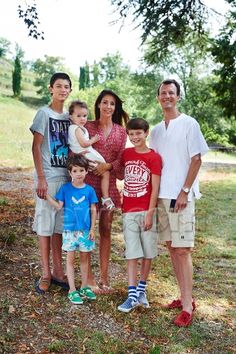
[0,95,36,168]
[0,57,37,98]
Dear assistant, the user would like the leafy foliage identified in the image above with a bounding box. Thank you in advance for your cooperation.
[211,3,236,118]
[17,1,44,40]
[111,0,236,126]
[0,37,11,58]
[112,0,209,61]
[32,55,65,103]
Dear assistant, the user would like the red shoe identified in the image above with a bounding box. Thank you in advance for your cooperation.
[165,299,196,311]
[173,310,193,327]
[165,299,182,309]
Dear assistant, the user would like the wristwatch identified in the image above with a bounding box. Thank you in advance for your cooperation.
[182,187,190,194]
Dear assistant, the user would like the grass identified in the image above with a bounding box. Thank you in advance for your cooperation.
[0,168,235,353]
[0,95,37,167]
[202,150,236,164]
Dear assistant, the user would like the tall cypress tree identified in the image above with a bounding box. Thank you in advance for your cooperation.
[12,55,22,97]
[79,66,86,90]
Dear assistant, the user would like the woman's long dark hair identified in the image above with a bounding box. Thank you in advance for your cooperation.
[94,89,129,126]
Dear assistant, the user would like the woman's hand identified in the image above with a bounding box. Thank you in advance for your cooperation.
[93,162,112,176]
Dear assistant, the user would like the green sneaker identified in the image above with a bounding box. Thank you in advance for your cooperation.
[80,286,96,300]
[68,290,83,305]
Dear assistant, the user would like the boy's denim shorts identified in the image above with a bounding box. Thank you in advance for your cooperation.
[62,230,95,252]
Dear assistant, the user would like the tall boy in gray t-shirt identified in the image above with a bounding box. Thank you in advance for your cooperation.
[30,72,72,294]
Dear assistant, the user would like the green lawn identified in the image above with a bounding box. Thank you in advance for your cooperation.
[0,95,36,168]
[203,150,236,164]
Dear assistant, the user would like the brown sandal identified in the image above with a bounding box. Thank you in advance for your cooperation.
[35,277,51,294]
[98,280,115,294]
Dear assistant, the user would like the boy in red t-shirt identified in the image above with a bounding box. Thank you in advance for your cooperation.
[118,118,162,313]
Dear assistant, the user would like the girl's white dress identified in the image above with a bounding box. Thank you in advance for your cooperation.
[68,124,105,163]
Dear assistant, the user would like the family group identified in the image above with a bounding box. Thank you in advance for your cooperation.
[30,72,208,327]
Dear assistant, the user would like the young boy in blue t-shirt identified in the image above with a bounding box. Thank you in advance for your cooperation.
[46,154,98,304]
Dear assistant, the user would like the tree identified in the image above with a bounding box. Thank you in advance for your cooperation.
[79,66,86,90]
[111,0,211,62]
[92,61,100,86]
[17,1,44,39]
[12,55,21,97]
[211,1,236,119]
[84,61,90,88]
[79,62,90,90]
[32,55,65,102]
[89,52,130,86]
[0,37,11,58]
[12,45,24,97]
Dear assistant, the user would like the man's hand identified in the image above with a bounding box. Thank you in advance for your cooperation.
[36,176,48,199]
[174,191,188,212]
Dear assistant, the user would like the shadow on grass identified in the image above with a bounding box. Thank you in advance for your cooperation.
[20,95,44,109]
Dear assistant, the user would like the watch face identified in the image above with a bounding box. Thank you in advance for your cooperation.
[183,187,190,193]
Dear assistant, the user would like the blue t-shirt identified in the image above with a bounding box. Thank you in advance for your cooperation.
[55,182,98,231]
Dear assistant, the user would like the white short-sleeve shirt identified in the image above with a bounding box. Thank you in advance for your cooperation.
[149,113,209,200]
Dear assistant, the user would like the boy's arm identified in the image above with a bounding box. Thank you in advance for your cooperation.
[75,127,100,148]
[144,174,160,231]
[89,203,97,240]
[46,194,64,211]
[32,132,48,199]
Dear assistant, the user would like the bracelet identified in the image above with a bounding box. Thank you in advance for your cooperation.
[37,175,45,178]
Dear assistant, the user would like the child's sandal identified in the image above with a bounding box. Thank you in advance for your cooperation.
[101,197,115,210]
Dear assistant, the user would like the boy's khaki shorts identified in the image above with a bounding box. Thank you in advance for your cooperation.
[122,211,158,259]
[33,180,66,236]
[157,198,195,248]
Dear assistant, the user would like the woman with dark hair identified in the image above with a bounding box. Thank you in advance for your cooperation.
[85,89,129,293]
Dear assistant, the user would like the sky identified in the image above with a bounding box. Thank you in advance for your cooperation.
[0,0,229,76]
[0,0,143,75]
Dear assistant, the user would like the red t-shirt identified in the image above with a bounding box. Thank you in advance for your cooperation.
[121,147,162,213]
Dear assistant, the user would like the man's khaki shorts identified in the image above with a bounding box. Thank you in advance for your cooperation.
[157,199,195,248]
[122,211,158,259]
[33,180,66,236]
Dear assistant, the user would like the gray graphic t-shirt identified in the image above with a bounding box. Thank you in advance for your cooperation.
[30,106,70,181]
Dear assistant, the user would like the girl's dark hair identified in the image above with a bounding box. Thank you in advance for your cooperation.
[50,72,72,88]
[94,89,129,126]
[66,154,89,171]
[126,118,149,133]
[69,100,88,115]
[157,79,180,96]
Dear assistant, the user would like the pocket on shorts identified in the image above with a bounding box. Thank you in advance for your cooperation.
[178,214,195,241]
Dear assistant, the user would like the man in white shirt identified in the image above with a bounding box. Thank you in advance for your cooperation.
[149,79,209,327]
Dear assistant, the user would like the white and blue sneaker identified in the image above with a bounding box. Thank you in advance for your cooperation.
[118,297,139,313]
[137,292,150,308]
